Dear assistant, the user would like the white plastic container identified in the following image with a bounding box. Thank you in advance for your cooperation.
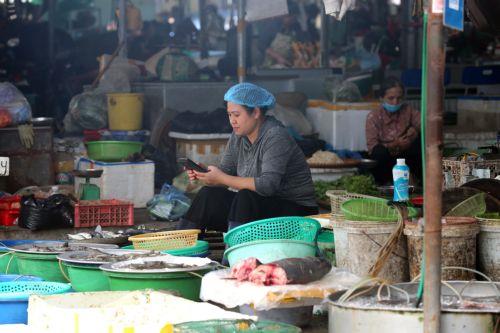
[75,158,154,208]
[305,103,375,151]
[169,131,231,166]
[28,290,253,333]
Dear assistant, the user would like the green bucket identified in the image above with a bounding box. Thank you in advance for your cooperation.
[0,251,19,274]
[14,252,69,283]
[317,229,336,266]
[63,263,109,292]
[102,270,210,301]
[123,240,210,257]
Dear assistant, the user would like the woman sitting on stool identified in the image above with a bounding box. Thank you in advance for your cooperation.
[366,77,422,185]
[178,82,318,232]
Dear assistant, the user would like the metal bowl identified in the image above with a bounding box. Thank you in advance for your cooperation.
[31,117,54,127]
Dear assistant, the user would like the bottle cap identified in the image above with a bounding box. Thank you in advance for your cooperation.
[397,158,406,166]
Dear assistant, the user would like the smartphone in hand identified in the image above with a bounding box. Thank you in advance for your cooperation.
[178,158,209,173]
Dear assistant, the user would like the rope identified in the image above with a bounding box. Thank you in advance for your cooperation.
[58,260,71,282]
[5,251,15,274]
[368,203,407,278]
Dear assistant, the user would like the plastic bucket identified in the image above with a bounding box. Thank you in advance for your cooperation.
[333,220,409,282]
[404,217,480,280]
[14,252,69,283]
[0,240,38,274]
[477,218,500,280]
[102,270,210,301]
[64,263,109,292]
[0,281,71,324]
[107,93,143,131]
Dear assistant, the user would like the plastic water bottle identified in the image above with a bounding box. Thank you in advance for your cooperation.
[393,158,410,202]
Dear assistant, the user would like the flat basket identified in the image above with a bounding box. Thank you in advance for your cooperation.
[128,229,200,251]
[326,190,378,221]
[341,198,418,222]
[223,216,320,248]
[446,193,487,217]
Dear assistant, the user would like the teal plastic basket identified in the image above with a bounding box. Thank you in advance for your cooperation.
[224,216,321,248]
[174,320,301,333]
[224,239,317,267]
[341,198,418,222]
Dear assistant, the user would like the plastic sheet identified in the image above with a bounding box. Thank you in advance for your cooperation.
[0,82,32,125]
[65,92,108,132]
[200,267,361,310]
[18,194,74,231]
[147,184,191,221]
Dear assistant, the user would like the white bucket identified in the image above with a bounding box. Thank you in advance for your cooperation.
[333,220,409,282]
[478,219,500,280]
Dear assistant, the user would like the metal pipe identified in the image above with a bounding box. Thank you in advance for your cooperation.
[118,0,128,58]
[199,0,209,59]
[236,0,246,83]
[423,1,445,332]
[319,0,329,68]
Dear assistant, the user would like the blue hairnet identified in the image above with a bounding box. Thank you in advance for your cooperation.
[224,83,276,109]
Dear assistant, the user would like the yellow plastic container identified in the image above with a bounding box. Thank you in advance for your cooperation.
[107,93,144,130]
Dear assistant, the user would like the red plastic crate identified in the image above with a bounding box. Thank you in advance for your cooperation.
[74,199,134,228]
[0,196,21,226]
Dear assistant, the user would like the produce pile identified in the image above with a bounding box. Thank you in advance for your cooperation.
[314,175,378,203]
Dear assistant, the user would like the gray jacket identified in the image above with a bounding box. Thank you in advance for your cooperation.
[219,116,317,207]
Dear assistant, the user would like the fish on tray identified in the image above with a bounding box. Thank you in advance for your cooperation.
[229,257,332,286]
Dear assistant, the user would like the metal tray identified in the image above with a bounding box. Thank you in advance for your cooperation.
[9,242,119,255]
[57,249,157,265]
[99,256,217,274]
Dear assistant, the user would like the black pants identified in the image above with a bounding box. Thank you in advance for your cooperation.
[179,187,318,232]
[369,138,422,185]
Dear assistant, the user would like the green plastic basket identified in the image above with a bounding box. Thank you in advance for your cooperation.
[224,216,321,248]
[85,141,143,162]
[476,212,500,222]
[341,198,418,222]
[173,320,301,333]
[14,252,69,283]
[122,240,210,257]
[63,263,109,292]
[446,193,486,217]
[102,269,211,301]
[224,239,317,267]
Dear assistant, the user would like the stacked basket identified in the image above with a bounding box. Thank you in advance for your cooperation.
[223,217,321,266]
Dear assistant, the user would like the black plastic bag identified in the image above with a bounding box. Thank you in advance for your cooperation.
[18,194,74,231]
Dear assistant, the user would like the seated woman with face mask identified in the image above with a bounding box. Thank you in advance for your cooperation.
[366,77,422,185]
[178,83,318,232]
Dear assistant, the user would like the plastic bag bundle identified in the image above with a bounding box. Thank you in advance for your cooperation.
[18,194,74,231]
[147,184,191,221]
[0,82,32,126]
[64,92,107,133]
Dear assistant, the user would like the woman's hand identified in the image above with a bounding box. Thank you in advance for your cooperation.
[193,166,227,186]
[186,169,198,181]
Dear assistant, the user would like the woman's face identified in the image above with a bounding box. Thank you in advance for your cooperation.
[227,102,261,137]
[382,86,404,105]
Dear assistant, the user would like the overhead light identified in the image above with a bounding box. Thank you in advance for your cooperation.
[390,0,401,5]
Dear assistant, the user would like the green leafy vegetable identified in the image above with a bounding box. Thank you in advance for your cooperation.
[314,175,379,202]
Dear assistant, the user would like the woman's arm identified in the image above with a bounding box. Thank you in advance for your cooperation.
[194,166,256,191]
[365,111,380,154]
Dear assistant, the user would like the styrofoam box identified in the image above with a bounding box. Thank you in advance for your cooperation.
[169,131,231,166]
[306,104,374,151]
[74,158,154,208]
[28,290,253,333]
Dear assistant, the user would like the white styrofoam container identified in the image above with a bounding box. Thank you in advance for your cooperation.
[28,290,254,333]
[306,105,373,151]
[74,158,154,208]
[169,131,231,166]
